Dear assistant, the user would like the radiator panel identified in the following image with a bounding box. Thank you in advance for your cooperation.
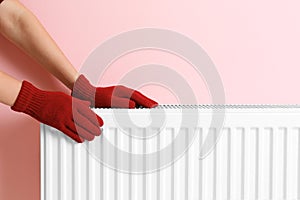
[41,105,300,200]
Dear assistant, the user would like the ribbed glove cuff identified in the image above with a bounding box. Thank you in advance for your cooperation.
[72,74,96,103]
[11,81,46,117]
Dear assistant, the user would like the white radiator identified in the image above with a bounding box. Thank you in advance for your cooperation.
[41,104,300,200]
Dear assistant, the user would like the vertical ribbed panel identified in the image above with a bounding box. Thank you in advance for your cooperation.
[41,106,300,200]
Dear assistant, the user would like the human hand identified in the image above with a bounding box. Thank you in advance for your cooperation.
[11,81,103,143]
[72,74,158,108]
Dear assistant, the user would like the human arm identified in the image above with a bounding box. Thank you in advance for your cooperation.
[0,0,79,89]
[0,70,22,106]
[0,0,158,108]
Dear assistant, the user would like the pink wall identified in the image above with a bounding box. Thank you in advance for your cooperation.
[1,0,300,199]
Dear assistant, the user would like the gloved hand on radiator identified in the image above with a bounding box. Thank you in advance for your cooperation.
[72,74,158,108]
[11,81,103,143]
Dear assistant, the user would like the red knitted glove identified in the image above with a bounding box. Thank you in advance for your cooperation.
[11,81,103,143]
[72,74,158,108]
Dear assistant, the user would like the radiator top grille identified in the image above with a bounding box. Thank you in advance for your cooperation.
[109,104,300,109]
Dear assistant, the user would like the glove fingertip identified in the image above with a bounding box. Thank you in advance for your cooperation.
[131,91,158,108]
[95,128,102,136]
[75,136,85,143]
[86,135,95,141]
[96,115,104,126]
[148,100,159,108]
[142,99,158,108]
[129,100,136,108]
